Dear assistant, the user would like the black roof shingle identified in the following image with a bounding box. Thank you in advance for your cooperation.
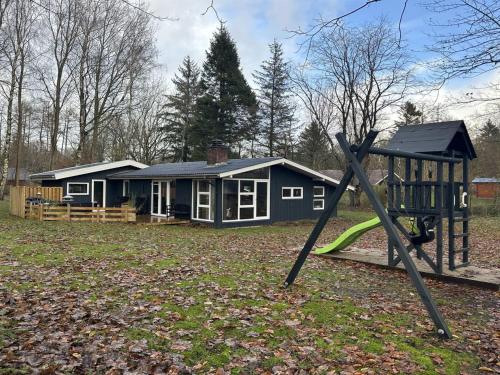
[386,121,476,159]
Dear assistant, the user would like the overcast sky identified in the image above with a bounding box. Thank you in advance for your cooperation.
[147,0,497,130]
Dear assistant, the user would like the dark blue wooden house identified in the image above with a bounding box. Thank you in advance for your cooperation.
[31,145,352,228]
[30,160,148,207]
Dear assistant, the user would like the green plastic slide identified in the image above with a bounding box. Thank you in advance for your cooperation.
[314,216,382,254]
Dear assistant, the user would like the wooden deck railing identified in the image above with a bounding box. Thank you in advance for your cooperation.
[10,186,63,217]
[25,204,136,223]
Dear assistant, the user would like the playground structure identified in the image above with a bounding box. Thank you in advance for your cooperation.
[285,121,476,339]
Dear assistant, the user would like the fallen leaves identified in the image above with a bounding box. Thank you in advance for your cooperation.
[0,206,498,374]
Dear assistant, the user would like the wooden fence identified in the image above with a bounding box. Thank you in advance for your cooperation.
[9,186,63,217]
[25,205,136,223]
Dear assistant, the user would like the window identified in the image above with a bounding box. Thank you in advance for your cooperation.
[123,180,130,196]
[313,185,325,210]
[192,180,214,221]
[233,167,270,179]
[313,186,325,197]
[313,199,324,210]
[67,182,89,195]
[223,179,269,221]
[282,187,303,199]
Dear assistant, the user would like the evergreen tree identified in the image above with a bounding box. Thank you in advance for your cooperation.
[474,119,500,178]
[253,41,295,156]
[296,121,331,170]
[396,101,423,127]
[192,26,256,159]
[478,119,500,139]
[162,56,201,161]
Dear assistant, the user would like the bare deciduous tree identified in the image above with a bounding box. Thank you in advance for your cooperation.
[291,20,413,204]
[38,0,79,169]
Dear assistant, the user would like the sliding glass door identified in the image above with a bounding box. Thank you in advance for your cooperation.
[151,181,171,216]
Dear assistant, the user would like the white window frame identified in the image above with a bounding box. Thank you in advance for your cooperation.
[192,180,213,222]
[313,199,325,210]
[222,178,270,222]
[67,182,89,195]
[313,185,325,198]
[123,180,130,196]
[91,179,107,207]
[282,187,303,200]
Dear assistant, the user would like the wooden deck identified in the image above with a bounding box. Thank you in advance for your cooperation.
[136,215,190,225]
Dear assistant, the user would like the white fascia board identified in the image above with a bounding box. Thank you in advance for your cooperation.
[38,160,149,180]
[281,159,356,191]
[219,158,356,191]
[218,159,284,178]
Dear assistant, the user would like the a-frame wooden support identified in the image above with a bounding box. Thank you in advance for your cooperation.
[284,131,452,339]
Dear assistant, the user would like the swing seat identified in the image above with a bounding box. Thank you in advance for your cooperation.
[409,216,436,245]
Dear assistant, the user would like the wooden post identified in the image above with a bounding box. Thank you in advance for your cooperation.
[67,204,71,221]
[436,162,444,273]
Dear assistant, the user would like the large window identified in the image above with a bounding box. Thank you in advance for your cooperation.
[192,180,214,221]
[223,179,269,222]
[282,187,303,199]
[67,182,89,195]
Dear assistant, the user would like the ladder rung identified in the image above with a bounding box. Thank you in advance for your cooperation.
[453,233,468,238]
[454,217,469,222]
[453,247,469,253]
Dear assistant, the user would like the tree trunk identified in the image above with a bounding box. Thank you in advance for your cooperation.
[14,51,25,186]
[0,64,17,200]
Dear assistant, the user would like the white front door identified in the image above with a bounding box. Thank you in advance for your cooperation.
[151,181,170,216]
[91,179,106,207]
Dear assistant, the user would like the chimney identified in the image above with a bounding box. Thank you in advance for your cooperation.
[207,139,228,166]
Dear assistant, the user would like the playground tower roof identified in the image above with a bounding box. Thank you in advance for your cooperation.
[386,121,477,160]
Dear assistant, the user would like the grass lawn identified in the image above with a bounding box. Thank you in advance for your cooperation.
[0,201,498,374]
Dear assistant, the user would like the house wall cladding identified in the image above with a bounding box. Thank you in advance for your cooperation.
[269,165,336,222]
[41,167,139,206]
[213,165,337,228]
[475,183,500,199]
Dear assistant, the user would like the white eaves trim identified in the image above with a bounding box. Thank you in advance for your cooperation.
[30,160,149,181]
[219,158,356,191]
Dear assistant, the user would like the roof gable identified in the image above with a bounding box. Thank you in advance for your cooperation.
[30,160,149,180]
[386,121,477,159]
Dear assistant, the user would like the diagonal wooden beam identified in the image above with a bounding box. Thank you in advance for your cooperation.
[284,131,378,288]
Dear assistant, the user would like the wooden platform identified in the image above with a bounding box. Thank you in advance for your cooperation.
[315,246,500,291]
[136,215,190,225]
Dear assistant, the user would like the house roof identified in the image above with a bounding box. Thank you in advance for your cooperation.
[30,160,149,181]
[386,121,477,160]
[110,157,355,190]
[472,177,500,183]
[7,167,30,181]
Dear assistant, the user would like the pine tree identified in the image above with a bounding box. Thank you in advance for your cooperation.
[296,121,331,170]
[478,119,500,139]
[162,56,201,161]
[396,101,423,127]
[192,25,256,159]
[253,41,295,156]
